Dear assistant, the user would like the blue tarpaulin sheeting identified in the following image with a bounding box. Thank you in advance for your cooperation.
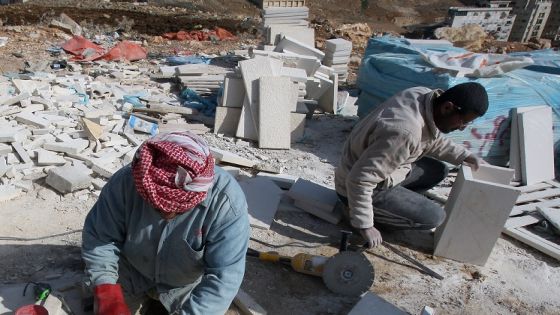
[357,36,560,167]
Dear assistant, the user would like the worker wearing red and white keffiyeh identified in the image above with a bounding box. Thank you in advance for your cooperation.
[82,131,250,315]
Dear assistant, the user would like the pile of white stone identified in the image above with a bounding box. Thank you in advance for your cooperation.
[263,6,314,47]
[210,33,353,149]
[323,38,353,82]
[0,61,205,201]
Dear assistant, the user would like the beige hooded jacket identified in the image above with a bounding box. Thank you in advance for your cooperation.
[335,87,471,229]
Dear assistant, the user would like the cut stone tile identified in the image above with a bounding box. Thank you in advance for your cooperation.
[267,24,314,46]
[82,117,104,140]
[537,206,560,231]
[509,105,548,182]
[0,128,28,143]
[325,38,353,52]
[255,172,298,190]
[0,143,13,154]
[318,73,338,114]
[0,156,8,177]
[294,199,341,224]
[122,132,142,146]
[6,153,19,165]
[91,162,118,178]
[252,50,321,76]
[274,36,325,60]
[37,150,67,166]
[14,112,51,128]
[214,107,241,136]
[348,292,407,315]
[236,97,259,141]
[306,76,332,100]
[291,112,306,142]
[472,164,514,185]
[220,165,241,178]
[222,77,245,108]
[287,178,338,212]
[175,64,233,75]
[46,165,93,193]
[92,178,107,190]
[258,76,297,149]
[32,128,52,136]
[210,147,257,168]
[0,92,30,106]
[280,67,308,83]
[518,106,555,185]
[239,177,283,229]
[11,143,32,164]
[43,139,89,155]
[237,57,283,139]
[434,165,521,266]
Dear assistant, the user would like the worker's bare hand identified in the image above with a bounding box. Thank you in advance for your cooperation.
[463,154,486,171]
[360,226,383,248]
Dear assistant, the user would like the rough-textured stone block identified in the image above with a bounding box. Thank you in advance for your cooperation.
[434,165,520,266]
[222,77,245,108]
[43,139,89,154]
[45,165,92,193]
[239,177,283,229]
[274,36,325,60]
[258,76,297,149]
[214,107,241,136]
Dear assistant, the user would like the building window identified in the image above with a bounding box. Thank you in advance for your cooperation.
[474,12,479,16]
[537,19,543,24]
[454,11,468,16]
[532,30,539,36]
[539,13,545,18]
[485,12,491,19]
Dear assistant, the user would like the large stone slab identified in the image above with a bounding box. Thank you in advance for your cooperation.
[258,76,297,149]
[214,107,241,136]
[518,106,555,185]
[434,165,520,266]
[45,165,93,193]
[239,177,283,229]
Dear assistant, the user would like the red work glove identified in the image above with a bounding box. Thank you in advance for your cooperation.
[93,284,131,315]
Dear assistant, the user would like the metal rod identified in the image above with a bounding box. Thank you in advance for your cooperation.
[381,242,444,280]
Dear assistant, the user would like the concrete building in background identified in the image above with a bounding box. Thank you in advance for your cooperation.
[447,1,516,41]
[509,0,552,42]
[543,0,560,41]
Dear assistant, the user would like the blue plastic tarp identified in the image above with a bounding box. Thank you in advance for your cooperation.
[357,36,560,167]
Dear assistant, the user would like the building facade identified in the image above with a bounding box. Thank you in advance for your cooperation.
[543,0,560,41]
[448,1,516,41]
[509,0,553,42]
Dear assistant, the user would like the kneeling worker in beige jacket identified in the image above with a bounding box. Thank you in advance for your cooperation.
[335,82,488,248]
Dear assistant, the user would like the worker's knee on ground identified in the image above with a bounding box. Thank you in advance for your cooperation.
[418,202,446,229]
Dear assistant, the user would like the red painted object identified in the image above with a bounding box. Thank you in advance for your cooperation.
[14,305,49,315]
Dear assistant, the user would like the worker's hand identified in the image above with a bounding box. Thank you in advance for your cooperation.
[360,226,383,248]
[463,154,486,171]
[94,284,131,315]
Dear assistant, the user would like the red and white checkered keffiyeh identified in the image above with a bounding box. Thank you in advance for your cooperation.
[132,131,215,215]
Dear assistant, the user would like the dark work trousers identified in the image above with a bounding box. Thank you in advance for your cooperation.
[339,157,448,230]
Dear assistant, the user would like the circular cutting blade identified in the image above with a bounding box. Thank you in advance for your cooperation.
[323,251,375,296]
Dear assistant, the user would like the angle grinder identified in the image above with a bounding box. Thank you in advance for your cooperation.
[247,230,375,296]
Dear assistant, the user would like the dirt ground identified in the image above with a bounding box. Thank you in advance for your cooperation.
[0,1,559,314]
